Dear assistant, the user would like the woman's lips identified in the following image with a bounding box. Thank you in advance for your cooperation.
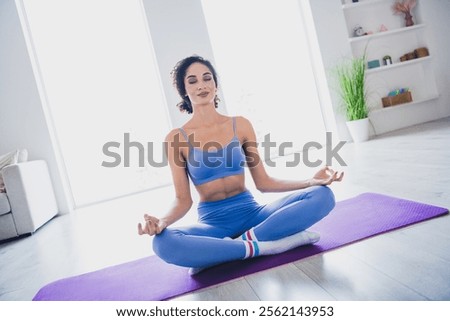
[198,91,209,97]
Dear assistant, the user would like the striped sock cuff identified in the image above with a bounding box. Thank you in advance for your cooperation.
[244,241,260,258]
[240,228,258,241]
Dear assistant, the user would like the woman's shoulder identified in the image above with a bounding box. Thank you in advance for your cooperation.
[165,128,184,142]
[234,115,253,129]
[166,118,196,137]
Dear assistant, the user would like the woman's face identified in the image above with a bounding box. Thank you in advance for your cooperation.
[184,62,217,107]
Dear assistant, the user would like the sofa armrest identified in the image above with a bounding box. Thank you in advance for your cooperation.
[2,160,58,234]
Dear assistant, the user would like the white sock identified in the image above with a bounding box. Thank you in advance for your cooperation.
[257,230,320,256]
[243,240,260,258]
[189,232,320,275]
[242,230,319,258]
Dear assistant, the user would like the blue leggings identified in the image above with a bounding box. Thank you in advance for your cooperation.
[153,185,335,268]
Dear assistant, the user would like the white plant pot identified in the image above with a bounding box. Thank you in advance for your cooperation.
[346,118,369,143]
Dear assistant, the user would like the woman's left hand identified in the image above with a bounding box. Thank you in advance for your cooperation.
[310,166,344,186]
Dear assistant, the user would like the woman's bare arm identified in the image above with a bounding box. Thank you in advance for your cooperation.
[138,129,193,236]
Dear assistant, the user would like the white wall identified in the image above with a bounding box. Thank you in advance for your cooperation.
[308,0,450,140]
[419,0,450,118]
[307,0,353,141]
[0,0,72,214]
[141,0,227,128]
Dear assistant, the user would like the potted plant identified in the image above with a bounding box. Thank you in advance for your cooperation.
[336,54,370,143]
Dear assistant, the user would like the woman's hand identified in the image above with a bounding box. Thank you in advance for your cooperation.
[309,166,344,186]
[137,214,167,236]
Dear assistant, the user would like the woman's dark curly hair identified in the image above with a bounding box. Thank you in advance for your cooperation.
[171,55,220,114]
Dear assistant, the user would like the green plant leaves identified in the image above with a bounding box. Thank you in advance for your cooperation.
[336,56,369,121]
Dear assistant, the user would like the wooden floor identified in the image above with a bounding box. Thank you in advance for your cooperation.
[1,117,449,301]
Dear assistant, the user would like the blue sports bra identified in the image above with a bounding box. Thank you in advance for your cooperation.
[179,117,246,186]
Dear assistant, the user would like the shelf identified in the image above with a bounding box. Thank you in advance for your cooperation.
[366,56,432,74]
[342,0,390,10]
[369,94,440,115]
[349,24,426,43]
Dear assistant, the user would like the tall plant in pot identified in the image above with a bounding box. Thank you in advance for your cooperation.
[336,54,370,143]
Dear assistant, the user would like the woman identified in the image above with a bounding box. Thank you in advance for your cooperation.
[138,55,343,275]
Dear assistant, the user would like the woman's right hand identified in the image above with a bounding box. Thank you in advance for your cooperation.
[137,214,167,236]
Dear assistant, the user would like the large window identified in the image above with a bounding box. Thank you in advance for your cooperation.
[21,0,171,207]
[202,0,326,156]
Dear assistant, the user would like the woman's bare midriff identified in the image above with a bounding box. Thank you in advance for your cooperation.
[195,174,246,202]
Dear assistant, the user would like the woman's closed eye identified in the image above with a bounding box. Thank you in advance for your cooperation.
[186,74,212,85]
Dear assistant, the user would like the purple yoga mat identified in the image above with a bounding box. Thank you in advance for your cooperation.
[33,193,448,301]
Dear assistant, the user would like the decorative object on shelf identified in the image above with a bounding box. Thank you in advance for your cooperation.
[368,59,381,69]
[353,25,365,37]
[335,54,370,143]
[392,0,417,27]
[400,52,415,61]
[414,47,429,58]
[379,24,388,32]
[382,88,413,107]
[383,55,393,65]
[388,87,409,96]
[400,46,429,61]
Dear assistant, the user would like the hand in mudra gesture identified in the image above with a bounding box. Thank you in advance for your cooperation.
[310,166,344,186]
[137,214,167,236]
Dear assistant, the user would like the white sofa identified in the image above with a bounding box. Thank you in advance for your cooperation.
[0,160,58,242]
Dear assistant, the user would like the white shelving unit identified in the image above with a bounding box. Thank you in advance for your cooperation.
[341,0,439,134]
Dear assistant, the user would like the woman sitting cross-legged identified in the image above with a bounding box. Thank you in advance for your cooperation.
[138,55,343,275]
